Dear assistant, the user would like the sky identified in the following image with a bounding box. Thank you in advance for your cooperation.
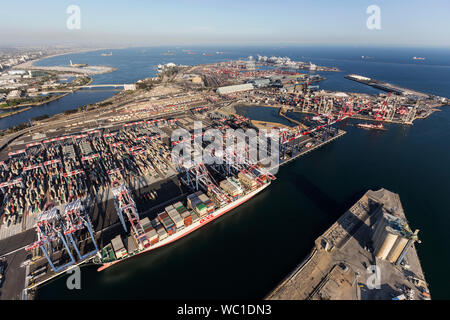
[1,0,449,47]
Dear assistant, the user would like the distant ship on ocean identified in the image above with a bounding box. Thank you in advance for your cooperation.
[413,57,426,60]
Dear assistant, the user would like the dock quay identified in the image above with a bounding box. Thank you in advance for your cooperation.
[278,107,305,127]
[279,129,346,167]
[0,175,187,300]
[266,188,430,300]
[345,74,431,98]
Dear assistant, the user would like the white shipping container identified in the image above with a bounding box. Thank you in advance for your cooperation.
[111,235,125,252]
[167,209,183,225]
[165,205,175,213]
[140,217,151,226]
[146,229,159,242]
[173,201,184,209]
[220,179,239,196]
[198,194,210,203]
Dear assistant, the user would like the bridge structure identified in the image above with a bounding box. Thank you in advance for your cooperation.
[77,84,131,89]
[44,84,133,93]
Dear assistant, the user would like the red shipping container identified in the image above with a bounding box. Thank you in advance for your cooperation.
[184,216,193,226]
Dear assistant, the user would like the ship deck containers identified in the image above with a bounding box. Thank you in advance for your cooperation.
[238,172,258,190]
[187,193,202,210]
[150,218,159,228]
[197,194,209,203]
[140,217,159,244]
[146,227,159,245]
[111,235,128,259]
[166,206,184,229]
[198,193,215,213]
[191,211,200,223]
[158,211,176,235]
[174,201,188,215]
[172,201,193,225]
[227,177,243,195]
[220,179,240,200]
[141,217,151,230]
[180,210,193,226]
[126,236,138,254]
[155,223,168,240]
[195,203,208,217]
[205,200,215,213]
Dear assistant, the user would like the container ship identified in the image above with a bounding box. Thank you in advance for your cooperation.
[93,171,272,271]
[357,122,386,131]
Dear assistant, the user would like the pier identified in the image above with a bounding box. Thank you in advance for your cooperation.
[266,188,430,300]
[345,74,431,98]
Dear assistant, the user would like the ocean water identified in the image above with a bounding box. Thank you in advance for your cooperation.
[31,46,450,299]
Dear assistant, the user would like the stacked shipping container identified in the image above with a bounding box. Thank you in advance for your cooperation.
[187,191,216,216]
[165,205,184,229]
[187,192,202,209]
[111,235,128,259]
[155,223,168,240]
[220,179,240,200]
[158,211,176,235]
[141,217,159,244]
[238,172,258,190]
[174,201,193,226]
[198,193,215,213]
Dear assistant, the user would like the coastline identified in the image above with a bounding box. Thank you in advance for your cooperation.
[0,47,117,120]
[12,47,111,70]
[13,47,117,76]
[0,77,95,120]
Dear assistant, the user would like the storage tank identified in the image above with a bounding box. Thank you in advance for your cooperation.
[375,232,398,260]
[387,237,409,263]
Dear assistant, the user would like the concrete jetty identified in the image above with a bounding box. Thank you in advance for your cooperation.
[266,188,430,300]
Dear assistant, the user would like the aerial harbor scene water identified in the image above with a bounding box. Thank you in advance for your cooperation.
[0,1,449,307]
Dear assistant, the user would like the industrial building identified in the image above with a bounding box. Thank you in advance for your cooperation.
[372,212,419,264]
[123,84,137,91]
[216,83,254,95]
[248,78,270,88]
